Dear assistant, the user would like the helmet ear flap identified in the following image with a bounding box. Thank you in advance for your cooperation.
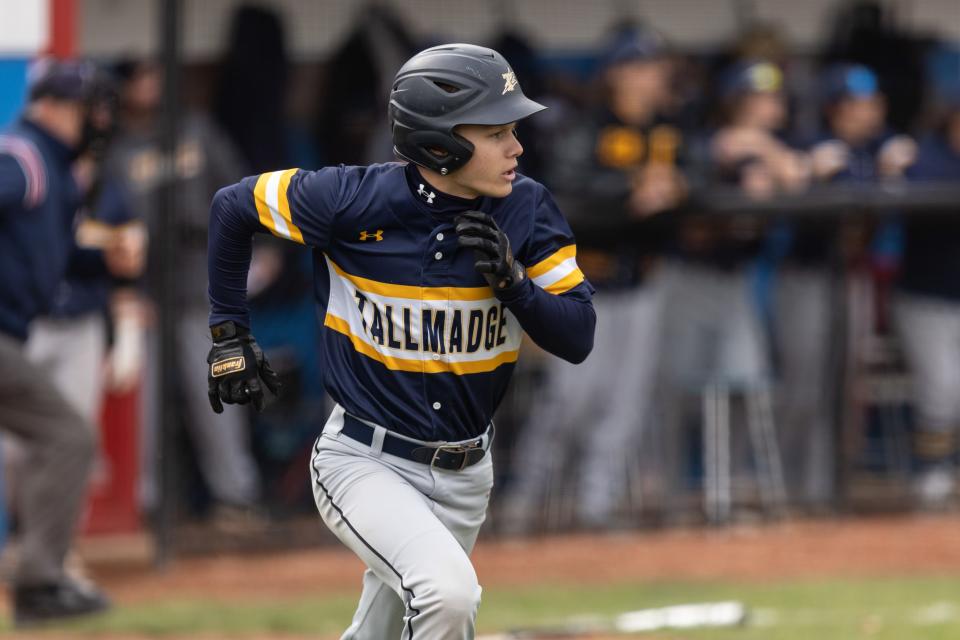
[397,129,475,174]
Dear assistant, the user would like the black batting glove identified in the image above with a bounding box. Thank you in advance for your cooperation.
[207,320,281,414]
[455,211,526,292]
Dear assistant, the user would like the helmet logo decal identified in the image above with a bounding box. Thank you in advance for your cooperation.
[417,184,436,204]
[501,71,518,95]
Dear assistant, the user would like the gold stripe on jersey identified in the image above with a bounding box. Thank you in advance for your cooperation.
[254,169,304,244]
[328,258,492,301]
[543,269,586,295]
[324,314,519,374]
[527,244,585,295]
[527,244,577,279]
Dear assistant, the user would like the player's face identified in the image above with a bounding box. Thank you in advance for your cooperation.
[448,123,523,199]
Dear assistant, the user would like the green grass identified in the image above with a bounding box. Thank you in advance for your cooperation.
[9,575,960,638]
[481,577,960,639]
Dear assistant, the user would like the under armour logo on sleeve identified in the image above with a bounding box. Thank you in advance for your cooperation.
[359,230,384,242]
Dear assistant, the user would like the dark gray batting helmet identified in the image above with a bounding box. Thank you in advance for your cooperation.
[389,43,546,174]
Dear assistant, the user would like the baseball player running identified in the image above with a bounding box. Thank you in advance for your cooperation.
[206,44,595,638]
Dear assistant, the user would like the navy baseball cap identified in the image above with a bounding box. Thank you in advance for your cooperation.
[718,60,784,99]
[821,63,879,103]
[27,57,101,102]
[598,27,666,70]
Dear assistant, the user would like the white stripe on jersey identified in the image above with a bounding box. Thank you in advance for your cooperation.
[323,256,523,374]
[531,256,579,289]
[264,170,293,239]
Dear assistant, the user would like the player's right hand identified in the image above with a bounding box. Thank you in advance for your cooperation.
[207,320,281,413]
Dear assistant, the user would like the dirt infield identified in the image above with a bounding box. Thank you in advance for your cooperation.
[86,514,960,605]
[3,514,960,638]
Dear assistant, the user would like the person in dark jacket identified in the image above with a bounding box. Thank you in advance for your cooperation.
[0,58,116,627]
[895,92,960,508]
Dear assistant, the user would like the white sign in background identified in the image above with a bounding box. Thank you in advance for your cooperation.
[0,0,48,56]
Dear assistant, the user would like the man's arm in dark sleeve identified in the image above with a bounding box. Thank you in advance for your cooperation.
[497,279,595,364]
[208,181,260,328]
[0,155,30,211]
[209,166,346,328]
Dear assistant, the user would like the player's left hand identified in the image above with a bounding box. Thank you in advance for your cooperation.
[455,211,526,292]
[207,321,281,413]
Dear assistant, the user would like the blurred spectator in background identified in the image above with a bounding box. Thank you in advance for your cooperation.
[808,64,915,185]
[652,59,779,508]
[710,61,808,198]
[895,91,960,509]
[487,30,554,182]
[104,58,261,528]
[501,26,682,531]
[0,58,112,626]
[26,92,146,428]
[705,60,817,510]
[777,63,915,509]
[214,5,326,511]
[821,0,927,133]
[316,4,418,164]
[214,4,289,174]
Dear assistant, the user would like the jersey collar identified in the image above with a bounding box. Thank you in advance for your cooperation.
[404,163,484,218]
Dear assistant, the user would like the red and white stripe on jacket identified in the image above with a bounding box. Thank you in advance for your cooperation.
[0,134,47,208]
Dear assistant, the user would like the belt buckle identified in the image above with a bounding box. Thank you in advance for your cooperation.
[431,439,482,471]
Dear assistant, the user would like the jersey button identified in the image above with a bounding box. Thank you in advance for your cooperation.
[436,233,444,241]
[434,251,443,260]
[432,402,442,410]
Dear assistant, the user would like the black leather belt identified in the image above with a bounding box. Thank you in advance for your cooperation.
[340,413,488,471]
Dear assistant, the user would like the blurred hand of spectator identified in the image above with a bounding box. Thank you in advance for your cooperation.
[740,161,778,200]
[628,163,687,217]
[776,151,812,193]
[713,127,810,196]
[809,140,851,181]
[712,127,775,165]
[877,134,918,178]
[106,289,147,392]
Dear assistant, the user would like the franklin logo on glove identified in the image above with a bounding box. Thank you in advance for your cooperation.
[206,320,281,413]
[211,356,245,377]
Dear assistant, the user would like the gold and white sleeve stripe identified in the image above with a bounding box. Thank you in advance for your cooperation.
[526,245,585,295]
[253,169,305,244]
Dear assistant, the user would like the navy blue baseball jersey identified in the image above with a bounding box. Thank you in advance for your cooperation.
[0,119,82,341]
[209,162,595,441]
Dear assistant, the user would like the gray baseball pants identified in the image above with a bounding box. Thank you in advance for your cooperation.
[311,405,493,639]
[0,332,95,586]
